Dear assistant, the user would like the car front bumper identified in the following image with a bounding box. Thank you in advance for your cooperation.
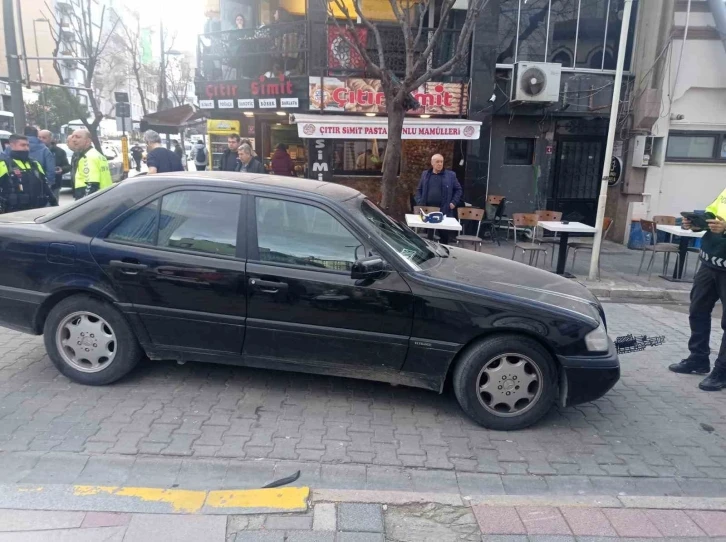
[558,338,620,406]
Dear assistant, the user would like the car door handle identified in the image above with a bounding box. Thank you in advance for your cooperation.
[249,278,288,293]
[109,260,148,274]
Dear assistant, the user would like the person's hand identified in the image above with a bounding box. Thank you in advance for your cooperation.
[681,217,692,230]
[707,216,726,234]
[449,203,455,210]
[55,167,62,174]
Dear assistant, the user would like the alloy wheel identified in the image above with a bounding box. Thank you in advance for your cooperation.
[476,353,543,417]
[55,311,117,373]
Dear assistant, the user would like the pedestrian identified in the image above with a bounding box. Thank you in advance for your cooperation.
[413,153,462,244]
[39,130,70,201]
[192,140,208,171]
[0,134,57,213]
[71,129,113,199]
[235,143,265,173]
[4,126,55,191]
[220,134,241,171]
[172,139,184,162]
[670,196,726,391]
[145,130,184,174]
[270,143,295,176]
[130,142,143,172]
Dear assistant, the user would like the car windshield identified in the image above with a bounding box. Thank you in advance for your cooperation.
[360,199,439,268]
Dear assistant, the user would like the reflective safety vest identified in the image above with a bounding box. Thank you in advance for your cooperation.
[0,157,51,213]
[74,147,112,193]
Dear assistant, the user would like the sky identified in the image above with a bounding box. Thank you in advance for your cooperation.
[119,0,205,56]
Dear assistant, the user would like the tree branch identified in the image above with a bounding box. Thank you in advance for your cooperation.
[325,0,382,76]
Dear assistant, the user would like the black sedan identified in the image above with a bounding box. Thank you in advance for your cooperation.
[0,173,619,430]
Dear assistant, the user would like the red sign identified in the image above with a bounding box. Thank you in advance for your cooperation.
[250,74,294,96]
[310,78,467,116]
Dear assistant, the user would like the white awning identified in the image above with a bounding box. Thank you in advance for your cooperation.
[292,114,481,140]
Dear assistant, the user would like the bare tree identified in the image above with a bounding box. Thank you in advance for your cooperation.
[326,0,489,211]
[166,53,194,107]
[113,9,152,117]
[44,0,120,150]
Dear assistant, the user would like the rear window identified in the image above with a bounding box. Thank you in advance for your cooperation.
[35,184,118,223]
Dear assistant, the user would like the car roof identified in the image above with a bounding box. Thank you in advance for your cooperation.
[123,172,363,202]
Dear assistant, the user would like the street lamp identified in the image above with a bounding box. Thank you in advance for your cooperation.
[33,17,50,127]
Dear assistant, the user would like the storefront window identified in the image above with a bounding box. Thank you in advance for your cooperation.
[496,0,634,70]
[515,0,549,63]
[332,140,386,175]
[547,0,579,67]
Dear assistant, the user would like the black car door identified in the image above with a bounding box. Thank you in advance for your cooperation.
[243,193,413,370]
[91,188,247,356]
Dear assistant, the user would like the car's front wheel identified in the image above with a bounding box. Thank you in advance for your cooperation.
[43,295,142,385]
[453,335,557,430]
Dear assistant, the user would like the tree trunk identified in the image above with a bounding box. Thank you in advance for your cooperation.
[381,98,405,213]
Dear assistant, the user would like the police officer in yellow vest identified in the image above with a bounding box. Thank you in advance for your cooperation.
[0,134,57,214]
[670,190,726,392]
[71,129,112,200]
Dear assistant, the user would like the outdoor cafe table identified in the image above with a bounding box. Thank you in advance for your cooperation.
[405,214,462,241]
[656,224,705,282]
[538,221,597,278]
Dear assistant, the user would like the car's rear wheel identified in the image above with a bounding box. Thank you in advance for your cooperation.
[453,335,557,430]
[43,295,141,385]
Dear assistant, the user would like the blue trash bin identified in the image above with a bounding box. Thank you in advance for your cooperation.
[628,220,650,250]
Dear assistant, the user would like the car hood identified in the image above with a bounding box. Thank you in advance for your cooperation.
[417,246,601,322]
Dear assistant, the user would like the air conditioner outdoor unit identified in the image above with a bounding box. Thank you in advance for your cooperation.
[511,62,562,103]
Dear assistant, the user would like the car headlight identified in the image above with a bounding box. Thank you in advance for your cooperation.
[585,321,609,352]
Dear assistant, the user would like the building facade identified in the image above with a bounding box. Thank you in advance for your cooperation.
[608,0,726,243]
[197,0,640,221]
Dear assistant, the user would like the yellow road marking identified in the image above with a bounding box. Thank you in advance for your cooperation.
[71,485,309,514]
[206,487,309,510]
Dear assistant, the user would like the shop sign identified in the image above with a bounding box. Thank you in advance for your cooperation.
[309,77,468,116]
[218,99,234,109]
[250,74,294,96]
[608,156,622,187]
[207,119,240,134]
[297,119,480,140]
[259,98,276,108]
[308,138,332,182]
[199,99,214,109]
[238,99,254,108]
[281,97,299,108]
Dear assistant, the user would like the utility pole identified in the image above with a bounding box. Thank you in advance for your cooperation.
[588,0,634,281]
[33,18,49,128]
[3,0,26,131]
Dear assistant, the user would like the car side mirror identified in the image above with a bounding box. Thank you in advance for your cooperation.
[351,256,386,280]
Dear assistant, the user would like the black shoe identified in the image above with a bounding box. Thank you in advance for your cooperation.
[669,359,710,375]
[699,368,726,391]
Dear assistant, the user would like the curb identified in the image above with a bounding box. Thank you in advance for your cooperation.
[0,485,725,515]
[583,286,691,303]
[0,484,309,515]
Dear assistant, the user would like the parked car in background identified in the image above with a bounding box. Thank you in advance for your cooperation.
[101,144,125,183]
[0,173,619,430]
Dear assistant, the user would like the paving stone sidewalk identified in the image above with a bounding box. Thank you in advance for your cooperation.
[5,500,726,541]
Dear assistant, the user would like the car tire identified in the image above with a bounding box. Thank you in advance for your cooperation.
[453,334,557,431]
[43,295,142,386]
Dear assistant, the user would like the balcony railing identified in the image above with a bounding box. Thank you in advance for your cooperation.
[196,20,469,83]
[197,21,308,81]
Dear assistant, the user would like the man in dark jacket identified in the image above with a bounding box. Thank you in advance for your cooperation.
[235,144,265,174]
[220,134,242,171]
[39,130,70,198]
[414,153,463,244]
[4,126,55,190]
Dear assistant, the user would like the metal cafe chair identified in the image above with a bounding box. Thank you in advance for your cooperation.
[512,213,548,267]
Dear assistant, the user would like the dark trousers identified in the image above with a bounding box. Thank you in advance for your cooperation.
[73,187,85,200]
[195,164,207,171]
[133,157,141,171]
[688,264,726,369]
